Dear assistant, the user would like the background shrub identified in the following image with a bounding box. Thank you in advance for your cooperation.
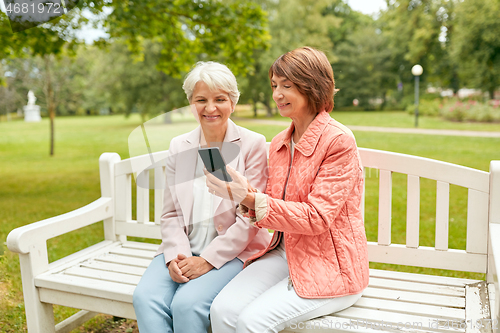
[406,99,441,117]
[439,99,500,122]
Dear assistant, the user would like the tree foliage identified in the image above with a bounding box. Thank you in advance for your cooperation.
[450,0,500,99]
[83,42,187,120]
[239,0,341,115]
[378,0,448,88]
[105,0,270,76]
[0,4,87,154]
[1,53,85,115]
[0,0,271,154]
[2,0,499,127]
[332,23,396,108]
[378,0,499,99]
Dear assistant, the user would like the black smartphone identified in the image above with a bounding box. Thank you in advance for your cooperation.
[198,147,233,182]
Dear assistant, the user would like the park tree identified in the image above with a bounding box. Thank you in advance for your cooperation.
[322,1,398,108]
[426,0,460,94]
[1,47,92,117]
[238,47,276,117]
[1,0,270,154]
[379,0,453,96]
[0,63,26,118]
[332,22,396,108]
[450,0,500,99]
[381,0,444,65]
[105,0,270,76]
[1,4,85,155]
[239,0,340,116]
[324,0,370,50]
[80,42,186,121]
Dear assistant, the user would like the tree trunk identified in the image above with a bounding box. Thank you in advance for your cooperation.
[50,114,54,155]
[45,55,55,156]
[489,88,495,100]
[263,99,273,117]
[161,72,172,124]
[451,71,460,95]
[380,91,387,110]
[252,99,258,117]
[164,112,172,123]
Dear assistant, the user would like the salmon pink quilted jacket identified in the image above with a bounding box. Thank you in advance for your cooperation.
[246,110,369,299]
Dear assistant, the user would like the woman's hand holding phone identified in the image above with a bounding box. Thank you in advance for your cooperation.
[198,147,233,182]
[204,166,254,206]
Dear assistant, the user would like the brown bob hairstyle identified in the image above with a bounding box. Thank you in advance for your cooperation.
[269,46,336,113]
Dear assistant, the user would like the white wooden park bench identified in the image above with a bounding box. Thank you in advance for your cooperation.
[6,143,500,333]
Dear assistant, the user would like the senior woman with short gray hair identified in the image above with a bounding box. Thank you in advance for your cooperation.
[133,61,271,333]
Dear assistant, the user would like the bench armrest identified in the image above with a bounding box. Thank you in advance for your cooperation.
[489,223,500,333]
[7,197,113,254]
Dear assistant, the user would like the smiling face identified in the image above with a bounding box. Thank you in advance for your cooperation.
[191,81,234,133]
[271,74,310,120]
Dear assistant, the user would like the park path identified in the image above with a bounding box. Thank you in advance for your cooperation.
[233,117,500,138]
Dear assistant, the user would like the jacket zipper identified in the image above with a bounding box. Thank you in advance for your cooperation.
[269,231,282,249]
[283,141,294,200]
[284,140,294,292]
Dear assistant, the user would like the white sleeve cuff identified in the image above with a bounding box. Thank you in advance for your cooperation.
[254,192,268,223]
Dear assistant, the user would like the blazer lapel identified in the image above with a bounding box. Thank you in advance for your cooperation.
[214,120,242,215]
[175,127,200,228]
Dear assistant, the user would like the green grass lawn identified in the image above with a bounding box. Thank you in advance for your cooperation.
[235,105,500,132]
[1,112,499,332]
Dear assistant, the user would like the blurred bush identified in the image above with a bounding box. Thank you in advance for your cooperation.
[406,99,441,117]
[333,106,367,112]
[439,99,500,122]
[406,97,500,122]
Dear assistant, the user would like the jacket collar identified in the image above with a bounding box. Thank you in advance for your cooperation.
[276,111,331,157]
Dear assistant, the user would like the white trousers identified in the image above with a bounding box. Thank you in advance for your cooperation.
[210,244,363,333]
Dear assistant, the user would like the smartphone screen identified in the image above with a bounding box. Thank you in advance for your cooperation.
[198,147,233,182]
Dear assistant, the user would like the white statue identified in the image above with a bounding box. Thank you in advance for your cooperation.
[24,90,41,122]
[27,90,37,106]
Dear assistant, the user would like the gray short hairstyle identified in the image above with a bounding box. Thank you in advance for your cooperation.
[183,61,240,106]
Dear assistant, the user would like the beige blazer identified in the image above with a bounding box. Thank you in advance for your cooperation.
[155,119,272,269]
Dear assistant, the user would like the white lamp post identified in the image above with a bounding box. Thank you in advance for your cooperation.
[411,64,423,127]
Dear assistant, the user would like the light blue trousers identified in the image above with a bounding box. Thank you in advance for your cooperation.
[133,254,243,333]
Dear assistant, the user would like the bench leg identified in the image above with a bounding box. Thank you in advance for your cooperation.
[19,253,56,333]
[55,311,98,333]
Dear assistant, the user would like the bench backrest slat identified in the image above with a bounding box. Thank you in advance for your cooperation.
[467,189,489,255]
[115,173,132,223]
[136,169,149,224]
[406,175,420,249]
[154,167,165,225]
[435,181,450,251]
[377,169,392,246]
[361,169,366,220]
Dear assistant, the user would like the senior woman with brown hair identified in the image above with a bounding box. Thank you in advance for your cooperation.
[206,47,369,333]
